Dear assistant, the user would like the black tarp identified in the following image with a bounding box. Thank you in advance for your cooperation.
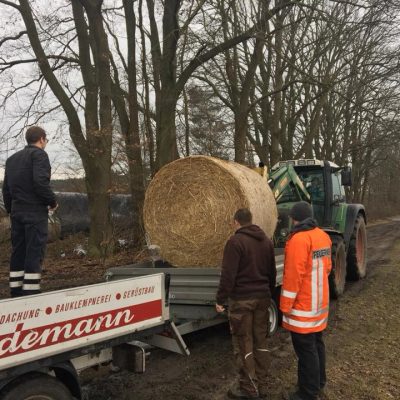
[54,192,134,237]
[0,195,60,242]
[0,191,134,239]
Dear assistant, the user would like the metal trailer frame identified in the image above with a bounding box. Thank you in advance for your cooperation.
[105,254,284,340]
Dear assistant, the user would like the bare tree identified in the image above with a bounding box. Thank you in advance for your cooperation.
[144,0,299,168]
[0,0,114,258]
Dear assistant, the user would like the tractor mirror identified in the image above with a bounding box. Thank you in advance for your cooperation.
[341,167,352,186]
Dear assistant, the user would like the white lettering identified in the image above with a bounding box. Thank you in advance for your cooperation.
[0,308,137,358]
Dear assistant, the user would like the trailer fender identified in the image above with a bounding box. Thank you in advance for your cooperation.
[52,361,81,400]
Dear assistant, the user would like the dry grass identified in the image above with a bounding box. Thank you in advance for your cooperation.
[321,241,400,399]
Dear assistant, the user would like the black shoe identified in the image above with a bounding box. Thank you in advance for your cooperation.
[286,391,320,400]
[227,388,260,399]
[287,392,304,400]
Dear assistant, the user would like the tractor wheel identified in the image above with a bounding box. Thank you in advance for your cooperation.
[347,215,367,280]
[329,236,347,299]
[1,374,73,400]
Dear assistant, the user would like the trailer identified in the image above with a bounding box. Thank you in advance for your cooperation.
[105,252,285,338]
[0,273,187,400]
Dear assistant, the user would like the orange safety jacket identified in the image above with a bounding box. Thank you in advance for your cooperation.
[280,226,332,334]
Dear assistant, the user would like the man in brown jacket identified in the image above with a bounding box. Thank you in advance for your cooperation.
[216,208,276,400]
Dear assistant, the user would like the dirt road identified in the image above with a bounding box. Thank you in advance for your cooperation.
[78,219,400,400]
[0,220,398,399]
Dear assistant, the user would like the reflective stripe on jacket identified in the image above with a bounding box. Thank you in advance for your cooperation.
[280,227,332,334]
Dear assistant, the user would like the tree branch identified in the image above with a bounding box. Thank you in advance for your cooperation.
[0,30,27,48]
[176,0,301,95]
[0,0,20,11]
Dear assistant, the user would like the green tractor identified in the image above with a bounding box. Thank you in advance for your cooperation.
[268,159,367,298]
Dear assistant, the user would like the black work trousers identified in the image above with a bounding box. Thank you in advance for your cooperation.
[9,211,48,297]
[291,331,326,400]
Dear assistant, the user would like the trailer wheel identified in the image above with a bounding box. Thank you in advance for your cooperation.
[347,215,367,281]
[1,373,73,400]
[329,236,347,299]
[268,299,279,336]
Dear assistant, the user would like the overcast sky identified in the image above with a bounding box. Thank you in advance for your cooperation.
[0,0,162,183]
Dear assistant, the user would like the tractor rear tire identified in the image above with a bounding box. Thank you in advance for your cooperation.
[347,215,367,281]
[329,235,347,299]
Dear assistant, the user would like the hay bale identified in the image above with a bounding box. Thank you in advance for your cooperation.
[143,156,278,267]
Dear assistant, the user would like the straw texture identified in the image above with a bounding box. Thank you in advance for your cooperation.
[143,156,277,267]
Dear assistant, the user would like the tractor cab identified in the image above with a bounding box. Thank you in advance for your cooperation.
[268,158,366,299]
[269,159,352,247]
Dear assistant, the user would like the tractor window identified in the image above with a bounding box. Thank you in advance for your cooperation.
[297,170,325,224]
[332,172,344,202]
[298,171,325,204]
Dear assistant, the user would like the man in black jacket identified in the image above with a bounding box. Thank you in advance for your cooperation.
[216,208,276,400]
[2,126,57,297]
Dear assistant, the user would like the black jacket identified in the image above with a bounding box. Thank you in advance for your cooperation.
[216,224,277,304]
[2,145,56,214]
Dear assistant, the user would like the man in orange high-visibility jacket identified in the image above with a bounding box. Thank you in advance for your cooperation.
[280,201,332,400]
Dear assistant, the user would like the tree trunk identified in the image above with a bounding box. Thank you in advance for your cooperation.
[123,0,145,247]
[156,0,181,168]
[157,93,179,167]
[84,158,113,259]
[183,88,191,157]
[139,0,156,175]
[270,11,284,166]
[19,0,114,259]
[79,0,114,257]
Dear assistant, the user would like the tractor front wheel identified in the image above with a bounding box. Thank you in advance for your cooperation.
[329,235,347,299]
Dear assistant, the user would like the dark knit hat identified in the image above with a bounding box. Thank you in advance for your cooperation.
[289,201,312,222]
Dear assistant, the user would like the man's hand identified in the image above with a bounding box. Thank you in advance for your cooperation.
[215,304,225,313]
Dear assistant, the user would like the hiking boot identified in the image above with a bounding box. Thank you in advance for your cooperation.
[227,387,260,399]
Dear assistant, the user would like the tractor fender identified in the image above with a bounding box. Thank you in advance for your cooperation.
[343,204,366,250]
[323,228,343,238]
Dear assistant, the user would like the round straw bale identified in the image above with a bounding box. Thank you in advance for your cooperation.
[143,156,277,267]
